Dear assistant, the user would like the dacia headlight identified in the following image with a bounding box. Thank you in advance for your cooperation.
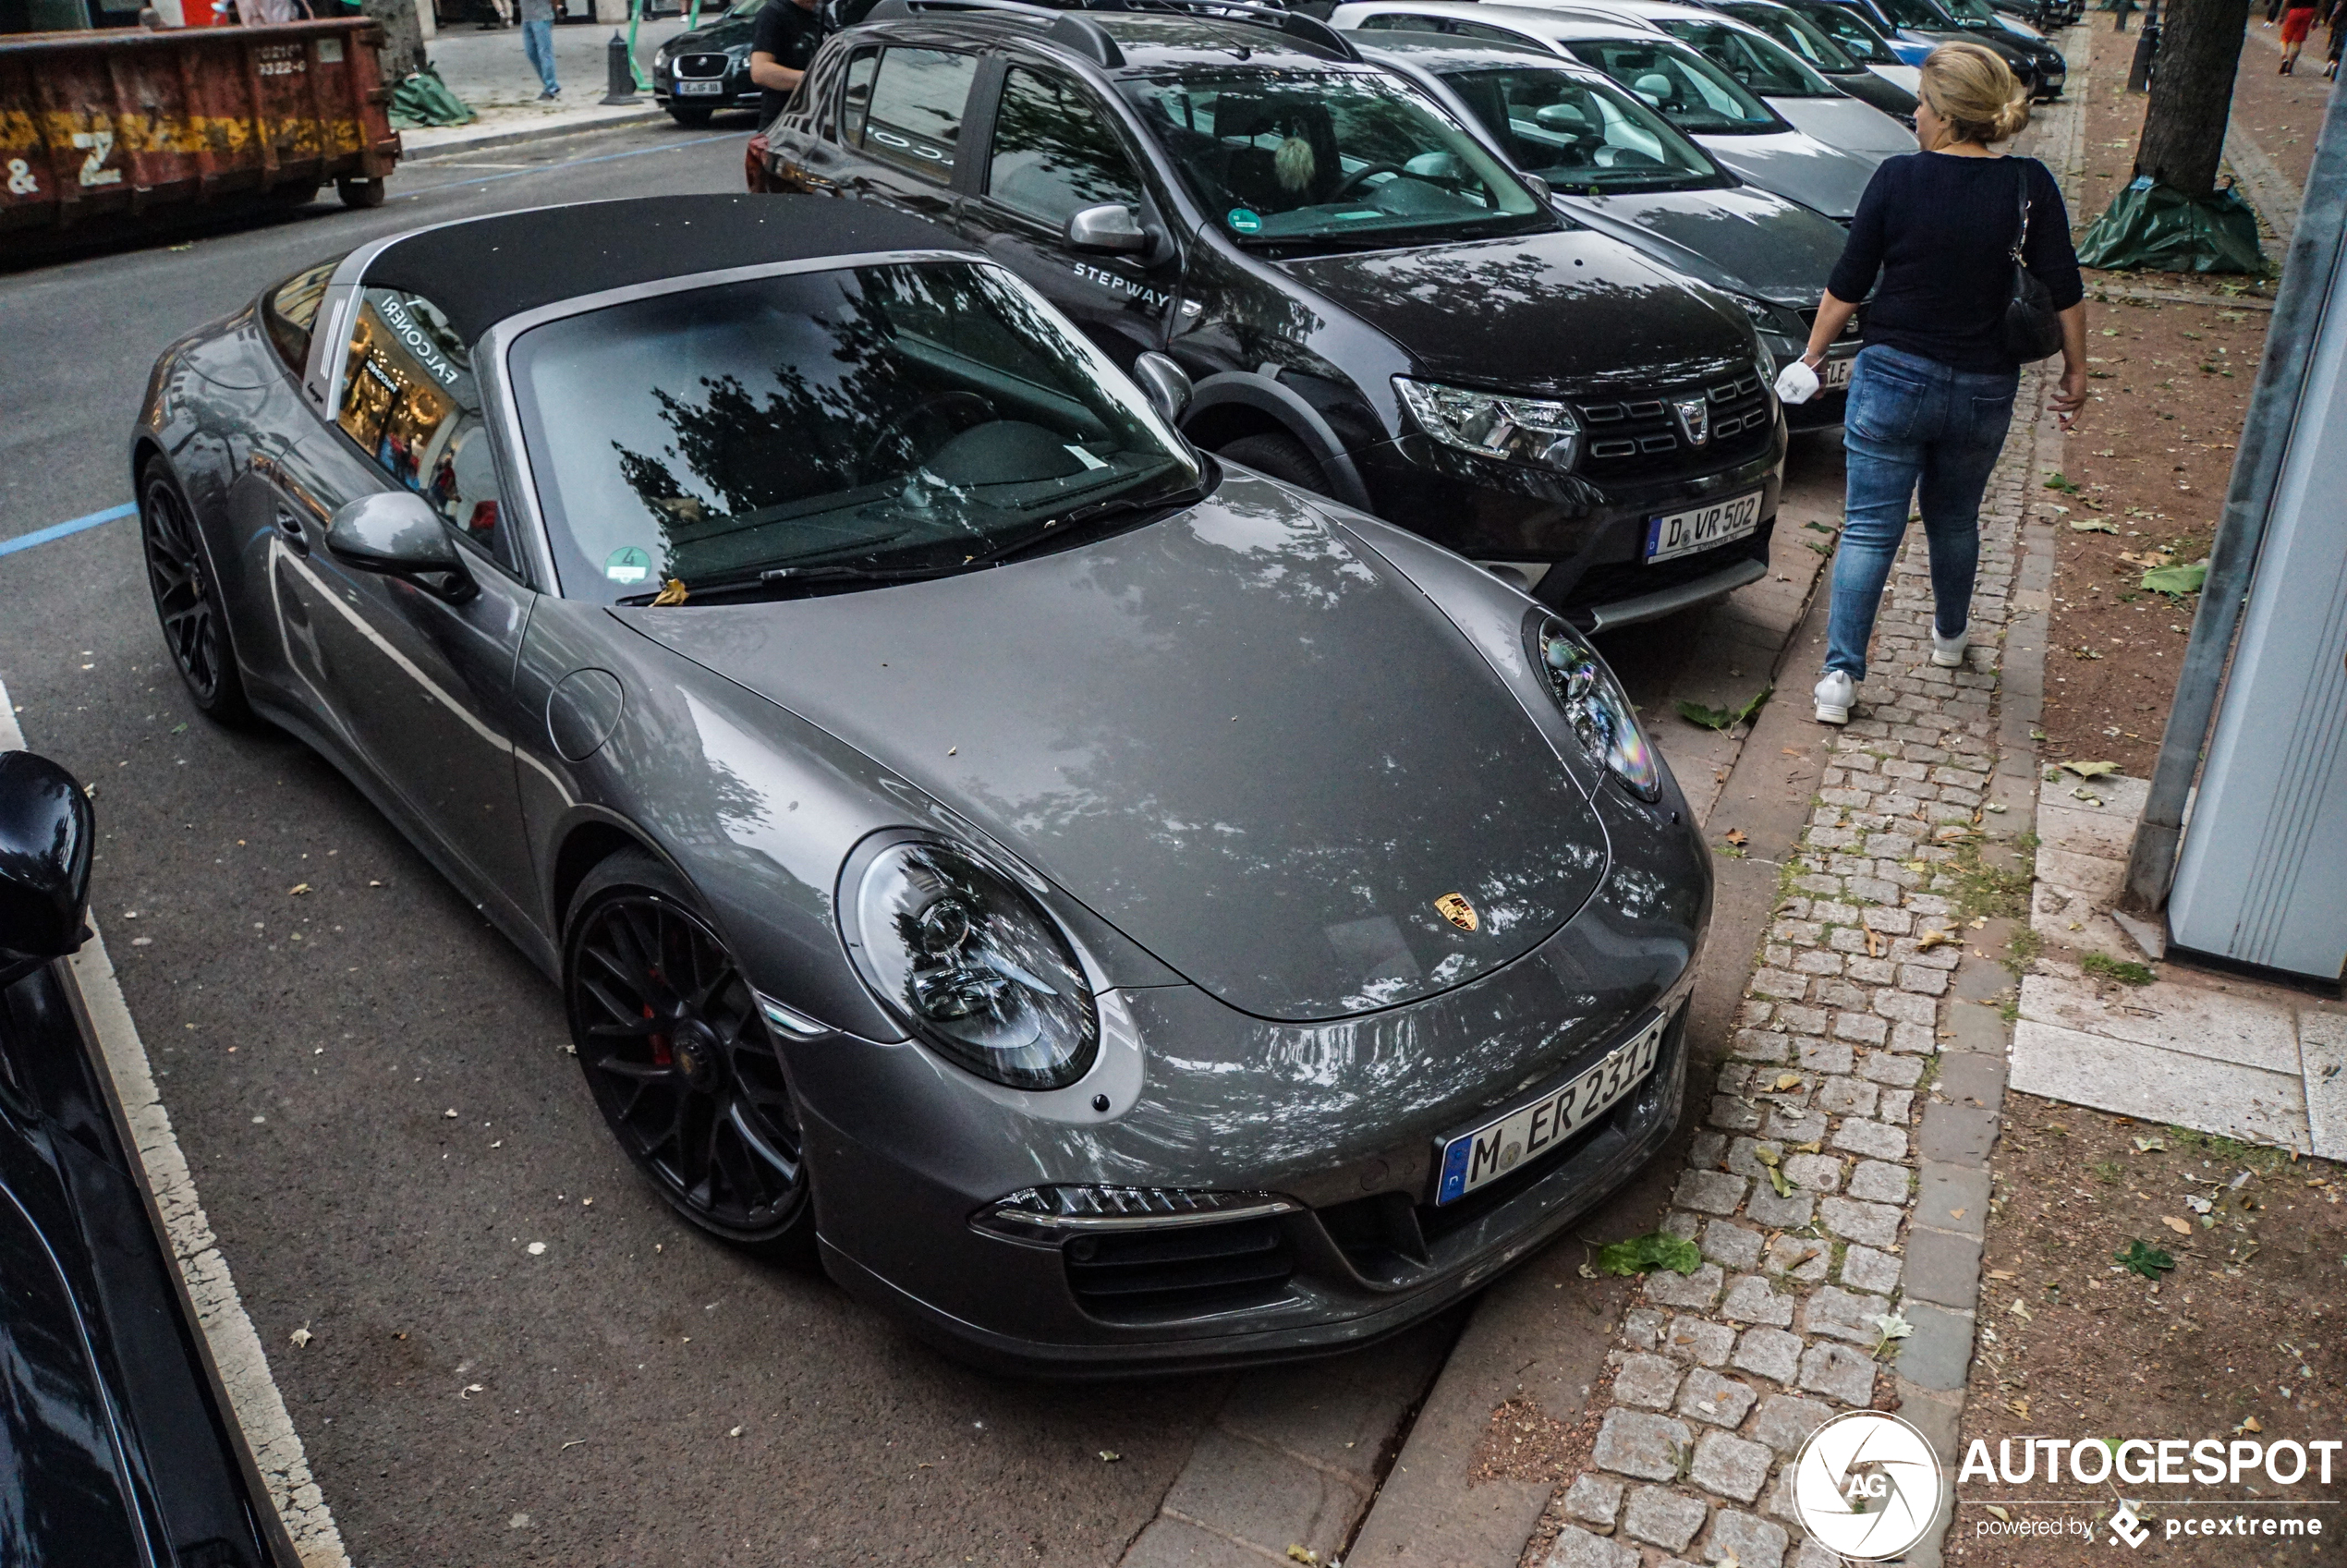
[1529,614,1660,799]
[1395,378,1580,473]
[1729,293,1777,331]
[843,837,1098,1089]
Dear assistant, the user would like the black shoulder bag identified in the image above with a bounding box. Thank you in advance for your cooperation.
[2001,161,2064,363]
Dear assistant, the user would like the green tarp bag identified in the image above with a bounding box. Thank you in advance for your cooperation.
[388,67,479,130]
[2075,176,2267,274]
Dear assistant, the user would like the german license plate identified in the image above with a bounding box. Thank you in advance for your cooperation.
[1646,491,1763,563]
[1822,357,1854,391]
[675,79,724,96]
[1435,1012,1667,1204]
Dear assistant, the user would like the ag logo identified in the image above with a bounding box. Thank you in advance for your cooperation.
[1434,893,1478,931]
[2109,1501,2149,1549]
[1791,1411,1943,1561]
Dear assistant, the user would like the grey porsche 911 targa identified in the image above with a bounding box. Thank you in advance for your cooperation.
[133,195,1709,1371]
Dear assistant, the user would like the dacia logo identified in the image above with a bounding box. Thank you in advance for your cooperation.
[1673,395,1711,446]
[1434,893,1478,931]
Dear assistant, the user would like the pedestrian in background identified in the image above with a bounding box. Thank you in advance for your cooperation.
[520,0,559,100]
[1796,42,2087,726]
[2279,0,2317,68]
[748,0,825,123]
[2326,0,2342,76]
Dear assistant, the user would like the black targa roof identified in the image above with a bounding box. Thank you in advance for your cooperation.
[360,195,979,344]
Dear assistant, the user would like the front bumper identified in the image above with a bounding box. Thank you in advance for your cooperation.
[1353,419,1787,626]
[778,785,1710,1374]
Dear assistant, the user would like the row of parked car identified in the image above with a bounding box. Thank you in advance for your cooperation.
[690,0,2069,627]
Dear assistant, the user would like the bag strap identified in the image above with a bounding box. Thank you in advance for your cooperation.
[2013,161,2032,261]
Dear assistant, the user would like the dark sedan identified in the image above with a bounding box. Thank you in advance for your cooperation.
[132,195,1709,1372]
[651,0,766,124]
[0,748,299,1568]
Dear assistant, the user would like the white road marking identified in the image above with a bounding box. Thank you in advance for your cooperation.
[1,684,352,1568]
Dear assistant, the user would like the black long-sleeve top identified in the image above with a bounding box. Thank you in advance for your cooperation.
[1826,152,2085,374]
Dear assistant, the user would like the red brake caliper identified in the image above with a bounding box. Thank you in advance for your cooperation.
[647,1004,672,1066]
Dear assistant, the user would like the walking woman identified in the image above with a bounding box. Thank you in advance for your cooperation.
[2280,0,2318,69]
[1796,42,2087,725]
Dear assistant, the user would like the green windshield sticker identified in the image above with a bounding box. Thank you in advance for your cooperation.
[604,545,653,584]
[1225,207,1262,235]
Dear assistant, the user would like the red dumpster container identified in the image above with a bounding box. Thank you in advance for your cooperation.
[0,18,401,246]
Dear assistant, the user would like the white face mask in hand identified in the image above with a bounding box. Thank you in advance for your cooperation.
[1774,360,1820,406]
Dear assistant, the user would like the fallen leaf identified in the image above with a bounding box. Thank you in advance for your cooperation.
[1949,1209,1967,1221]
[2143,561,2209,596]
[2163,1216,2194,1235]
[1988,1269,2017,1281]
[2238,1416,2264,1434]
[1916,930,1954,951]
[1774,1074,1804,1091]
[2133,1136,2167,1153]
[1754,1147,1782,1167]
[1866,929,1883,958]
[2069,518,2119,533]
[527,1241,547,1256]
[1986,1505,2011,1523]
[1285,1549,1319,1567]
[729,1426,744,1438]
[1725,829,1749,846]
[461,1383,484,1398]
[1677,687,1773,732]
[288,882,311,895]
[1596,1232,1703,1278]
[1099,1451,1122,1463]
[2061,760,2119,778]
[290,1324,313,1348]
[2117,1240,2177,1279]
[650,578,689,607]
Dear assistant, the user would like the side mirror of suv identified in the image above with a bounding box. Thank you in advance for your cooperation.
[326,492,478,602]
[0,750,95,988]
[1130,352,1192,427]
[1065,203,1149,255]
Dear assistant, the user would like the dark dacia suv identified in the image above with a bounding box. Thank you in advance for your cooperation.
[759,0,1787,628]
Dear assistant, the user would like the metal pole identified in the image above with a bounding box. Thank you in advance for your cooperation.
[687,0,701,29]
[2122,80,2347,911]
[2126,9,2160,89]
[625,0,649,91]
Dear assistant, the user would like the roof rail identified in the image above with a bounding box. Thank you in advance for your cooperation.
[858,0,1125,65]
[1094,0,1363,60]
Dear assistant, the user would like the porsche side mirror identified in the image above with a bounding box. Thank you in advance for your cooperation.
[0,750,95,988]
[1130,352,1192,427]
[1065,203,1148,255]
[325,492,477,602]
[1521,174,1552,204]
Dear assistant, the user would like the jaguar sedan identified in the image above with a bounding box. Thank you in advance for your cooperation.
[132,195,1709,1371]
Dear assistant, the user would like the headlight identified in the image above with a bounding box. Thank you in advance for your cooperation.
[1729,293,1778,331]
[653,43,675,67]
[1395,378,1581,473]
[844,838,1098,1089]
[1529,614,1661,799]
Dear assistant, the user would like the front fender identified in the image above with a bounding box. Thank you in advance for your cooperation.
[1183,371,1376,514]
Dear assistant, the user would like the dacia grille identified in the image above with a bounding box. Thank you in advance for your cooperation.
[1575,369,1772,480]
[673,53,732,79]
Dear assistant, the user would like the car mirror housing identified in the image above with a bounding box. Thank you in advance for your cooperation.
[0,750,95,984]
[1520,173,1552,204]
[1130,352,1192,427]
[1064,203,1148,255]
[325,492,477,602]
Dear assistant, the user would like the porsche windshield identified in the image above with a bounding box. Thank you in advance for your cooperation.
[1719,5,1864,74]
[1652,20,1841,96]
[1117,67,1549,247]
[1436,67,1727,192]
[1561,39,1785,134]
[509,261,1199,604]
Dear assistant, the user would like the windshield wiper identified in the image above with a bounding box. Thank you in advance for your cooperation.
[615,560,962,605]
[966,484,1209,568]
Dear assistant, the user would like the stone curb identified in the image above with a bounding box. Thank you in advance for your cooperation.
[397,103,684,163]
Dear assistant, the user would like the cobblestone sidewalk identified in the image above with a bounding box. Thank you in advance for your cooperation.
[1539,357,2059,1568]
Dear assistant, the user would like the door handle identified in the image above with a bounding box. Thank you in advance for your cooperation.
[275,506,310,556]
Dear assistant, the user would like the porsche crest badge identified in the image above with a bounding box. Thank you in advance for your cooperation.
[1435,893,1478,931]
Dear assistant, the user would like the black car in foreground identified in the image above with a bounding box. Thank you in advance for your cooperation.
[0,748,297,1568]
[651,0,767,124]
[763,0,1786,627]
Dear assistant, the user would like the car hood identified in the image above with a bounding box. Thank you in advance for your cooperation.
[1764,95,1915,159]
[616,473,1612,1022]
[1273,228,1747,395]
[1554,184,1846,308]
[1867,62,1922,91]
[667,14,755,50]
[1691,128,1876,220]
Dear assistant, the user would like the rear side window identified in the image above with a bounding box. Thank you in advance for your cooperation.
[855,47,978,182]
[986,68,1144,225]
[335,287,518,573]
[263,261,335,375]
[840,46,878,141]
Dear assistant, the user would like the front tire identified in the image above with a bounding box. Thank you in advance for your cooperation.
[564,851,818,1264]
[1216,432,1332,497]
[140,460,254,726]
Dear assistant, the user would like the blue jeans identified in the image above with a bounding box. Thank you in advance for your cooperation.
[522,18,558,94]
[1825,344,2019,680]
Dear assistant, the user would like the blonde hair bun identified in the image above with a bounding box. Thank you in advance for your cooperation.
[1919,41,2030,147]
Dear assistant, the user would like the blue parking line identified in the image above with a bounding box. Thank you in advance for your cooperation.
[0,503,136,559]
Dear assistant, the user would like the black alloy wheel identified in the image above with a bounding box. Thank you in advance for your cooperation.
[140,461,252,724]
[564,852,816,1260]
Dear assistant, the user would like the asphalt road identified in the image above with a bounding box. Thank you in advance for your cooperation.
[0,125,1842,1568]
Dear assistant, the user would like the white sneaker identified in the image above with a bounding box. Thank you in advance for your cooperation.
[1931,625,1969,668]
[1814,670,1855,725]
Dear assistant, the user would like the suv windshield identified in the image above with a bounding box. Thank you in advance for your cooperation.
[1652,20,1840,95]
[1116,67,1549,247]
[1719,5,1862,73]
[1881,0,1974,29]
[1779,1,1902,65]
[1435,66,1727,192]
[1560,38,1786,133]
[510,261,1201,603]
[1938,0,2013,26]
